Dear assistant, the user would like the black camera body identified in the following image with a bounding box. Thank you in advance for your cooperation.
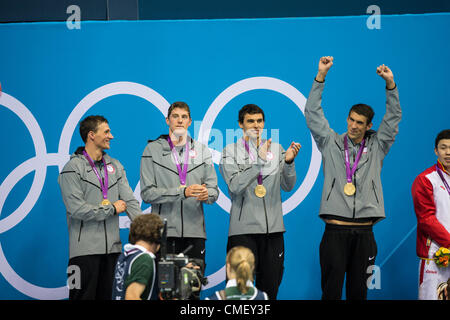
[157,220,208,300]
[158,254,207,300]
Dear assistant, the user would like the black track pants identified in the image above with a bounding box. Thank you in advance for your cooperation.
[68,253,120,300]
[320,224,377,300]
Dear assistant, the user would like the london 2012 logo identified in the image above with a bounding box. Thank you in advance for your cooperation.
[0,77,321,299]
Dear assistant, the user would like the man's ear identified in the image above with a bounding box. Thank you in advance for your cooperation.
[87,130,95,141]
[238,121,243,129]
[367,122,373,130]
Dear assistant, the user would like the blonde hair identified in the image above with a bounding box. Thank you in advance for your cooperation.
[226,246,255,294]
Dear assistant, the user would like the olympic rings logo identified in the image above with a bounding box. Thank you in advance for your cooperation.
[0,77,321,298]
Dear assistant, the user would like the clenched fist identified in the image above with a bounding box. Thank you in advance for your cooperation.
[316,56,334,82]
[376,64,395,89]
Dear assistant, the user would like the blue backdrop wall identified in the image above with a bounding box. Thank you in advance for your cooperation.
[0,13,449,299]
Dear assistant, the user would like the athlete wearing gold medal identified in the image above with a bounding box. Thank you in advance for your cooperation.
[140,102,219,299]
[58,115,142,300]
[220,104,301,299]
[304,56,402,300]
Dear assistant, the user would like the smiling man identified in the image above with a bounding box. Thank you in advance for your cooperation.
[412,129,450,300]
[140,101,219,298]
[58,115,142,300]
[220,104,301,300]
[304,56,402,300]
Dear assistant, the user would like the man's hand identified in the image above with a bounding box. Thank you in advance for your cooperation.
[258,138,272,161]
[376,64,395,89]
[285,142,301,164]
[113,200,127,214]
[196,184,209,202]
[316,56,334,82]
[185,262,201,270]
[185,184,208,201]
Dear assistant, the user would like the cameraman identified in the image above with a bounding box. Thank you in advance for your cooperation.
[112,214,164,300]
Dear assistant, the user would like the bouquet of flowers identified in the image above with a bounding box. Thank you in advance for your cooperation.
[434,247,450,267]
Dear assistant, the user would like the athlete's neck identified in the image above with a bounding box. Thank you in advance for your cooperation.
[438,159,450,175]
[169,131,187,147]
[84,143,103,161]
[244,135,261,146]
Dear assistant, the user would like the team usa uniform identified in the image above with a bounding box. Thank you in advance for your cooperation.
[140,135,218,263]
[58,147,141,299]
[220,137,296,300]
[304,78,401,300]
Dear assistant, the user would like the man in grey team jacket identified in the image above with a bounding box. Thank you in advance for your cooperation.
[140,102,219,277]
[220,104,301,300]
[58,115,141,300]
[304,56,401,300]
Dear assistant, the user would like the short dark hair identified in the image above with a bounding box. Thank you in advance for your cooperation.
[128,214,164,245]
[238,104,265,124]
[79,115,108,143]
[435,129,450,148]
[348,104,374,125]
[167,101,191,119]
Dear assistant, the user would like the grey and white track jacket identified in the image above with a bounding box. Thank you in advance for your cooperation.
[140,135,219,239]
[58,147,141,259]
[220,138,297,236]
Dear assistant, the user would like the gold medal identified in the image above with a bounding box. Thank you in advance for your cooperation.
[254,184,267,198]
[343,183,356,196]
[101,199,111,206]
[179,184,186,188]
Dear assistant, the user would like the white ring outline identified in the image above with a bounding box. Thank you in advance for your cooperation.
[0,78,320,297]
[0,93,47,232]
[0,83,170,299]
[198,76,321,215]
[58,81,170,170]
[57,81,170,225]
[199,77,321,290]
[0,93,68,299]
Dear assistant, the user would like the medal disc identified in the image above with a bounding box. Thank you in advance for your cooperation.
[101,199,111,206]
[254,184,266,198]
[344,183,356,196]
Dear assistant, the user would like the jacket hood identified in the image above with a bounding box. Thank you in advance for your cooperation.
[147,135,197,152]
[71,146,107,159]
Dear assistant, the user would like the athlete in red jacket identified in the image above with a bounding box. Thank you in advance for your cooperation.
[412,129,450,300]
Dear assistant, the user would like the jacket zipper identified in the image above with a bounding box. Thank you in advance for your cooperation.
[372,180,379,204]
[201,205,206,234]
[104,220,108,254]
[78,221,83,242]
[181,200,184,238]
[326,178,336,201]
[262,197,269,234]
[238,196,245,221]
[101,169,108,254]
[352,153,356,219]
